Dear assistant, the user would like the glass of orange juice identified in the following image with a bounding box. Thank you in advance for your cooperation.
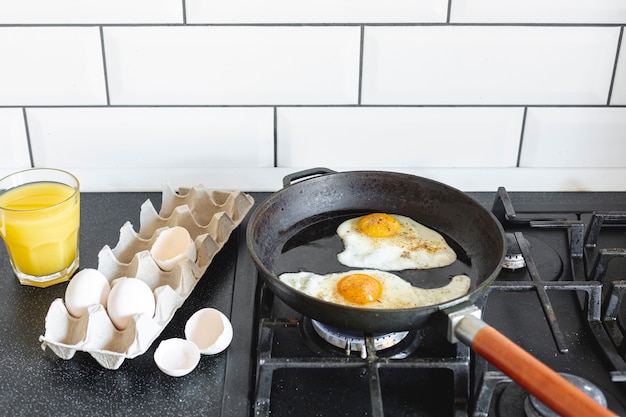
[0,168,80,288]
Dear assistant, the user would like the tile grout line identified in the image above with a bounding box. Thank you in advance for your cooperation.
[0,22,623,28]
[607,26,624,106]
[273,107,278,168]
[22,108,34,167]
[358,25,364,106]
[3,104,625,109]
[516,107,528,168]
[99,26,111,106]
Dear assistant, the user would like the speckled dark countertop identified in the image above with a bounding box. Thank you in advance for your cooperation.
[0,192,252,417]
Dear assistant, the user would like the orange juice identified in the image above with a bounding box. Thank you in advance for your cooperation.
[0,180,80,287]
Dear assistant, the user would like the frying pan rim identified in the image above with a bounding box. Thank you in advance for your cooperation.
[246,169,506,320]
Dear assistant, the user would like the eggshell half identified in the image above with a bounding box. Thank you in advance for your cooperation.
[184,308,233,355]
[64,268,111,317]
[154,338,200,377]
[150,226,197,271]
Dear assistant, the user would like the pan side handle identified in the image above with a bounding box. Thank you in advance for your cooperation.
[282,168,336,187]
[456,315,617,417]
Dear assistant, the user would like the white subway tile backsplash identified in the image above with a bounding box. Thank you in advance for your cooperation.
[0,27,107,106]
[0,109,30,171]
[362,26,620,105]
[186,0,446,24]
[26,107,274,168]
[521,107,626,168]
[277,107,523,168]
[0,4,623,192]
[611,36,626,105]
[104,26,361,105]
[0,0,182,24]
[451,0,626,24]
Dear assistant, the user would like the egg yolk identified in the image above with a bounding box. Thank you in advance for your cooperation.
[357,213,401,238]
[337,274,383,305]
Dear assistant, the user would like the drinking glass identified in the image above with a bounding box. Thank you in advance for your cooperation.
[0,168,80,287]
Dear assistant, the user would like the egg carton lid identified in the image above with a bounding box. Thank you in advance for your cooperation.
[39,184,254,370]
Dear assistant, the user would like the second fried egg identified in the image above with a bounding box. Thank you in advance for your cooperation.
[279,269,471,309]
[336,213,457,271]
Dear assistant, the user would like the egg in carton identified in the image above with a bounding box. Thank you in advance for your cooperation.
[39,184,254,370]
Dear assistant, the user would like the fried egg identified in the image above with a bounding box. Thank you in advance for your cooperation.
[336,213,457,271]
[279,269,471,309]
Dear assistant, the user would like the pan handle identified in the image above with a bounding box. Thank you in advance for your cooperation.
[282,167,336,187]
[454,314,617,417]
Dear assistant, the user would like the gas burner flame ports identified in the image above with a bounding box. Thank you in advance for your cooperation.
[503,232,526,270]
[311,319,409,358]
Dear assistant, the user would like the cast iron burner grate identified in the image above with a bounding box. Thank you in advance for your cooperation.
[495,189,626,381]
[584,211,626,381]
[473,188,626,416]
[254,283,472,417]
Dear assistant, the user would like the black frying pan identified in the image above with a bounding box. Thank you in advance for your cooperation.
[246,168,616,417]
[247,168,504,332]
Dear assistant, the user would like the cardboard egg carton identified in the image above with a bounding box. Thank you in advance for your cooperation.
[39,184,254,370]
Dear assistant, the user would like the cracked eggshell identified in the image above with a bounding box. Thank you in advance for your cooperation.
[39,185,255,370]
[154,338,200,377]
[107,277,156,331]
[64,269,111,318]
[150,226,197,271]
[185,308,233,355]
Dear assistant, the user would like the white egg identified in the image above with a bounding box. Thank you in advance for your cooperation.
[107,277,156,330]
[279,269,471,309]
[153,338,200,377]
[64,268,111,317]
[337,213,457,271]
[150,226,197,271]
[185,308,233,355]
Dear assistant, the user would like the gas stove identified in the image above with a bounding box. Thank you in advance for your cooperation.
[233,188,626,417]
[2,188,623,416]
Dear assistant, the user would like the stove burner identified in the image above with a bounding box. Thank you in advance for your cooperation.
[499,234,563,281]
[524,374,607,417]
[503,232,526,270]
[311,320,409,358]
[298,317,424,359]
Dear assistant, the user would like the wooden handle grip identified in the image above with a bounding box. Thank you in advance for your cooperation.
[472,326,617,417]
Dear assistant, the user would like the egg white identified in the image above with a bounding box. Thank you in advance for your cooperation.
[279,269,471,309]
[336,214,457,271]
